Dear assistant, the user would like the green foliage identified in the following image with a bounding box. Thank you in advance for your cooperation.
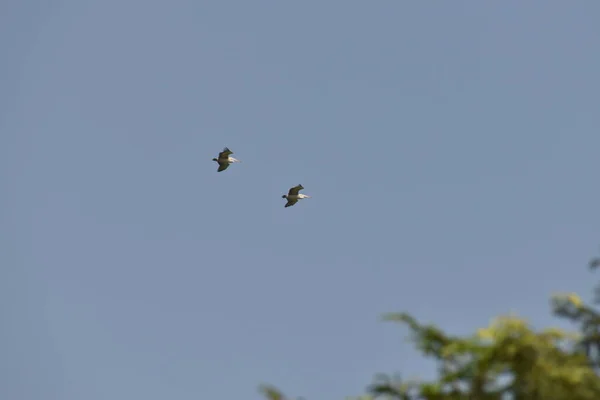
[259,384,287,400]
[552,252,600,369]
[259,253,600,400]
[369,313,600,399]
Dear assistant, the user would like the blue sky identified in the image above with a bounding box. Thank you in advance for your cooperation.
[2,1,600,399]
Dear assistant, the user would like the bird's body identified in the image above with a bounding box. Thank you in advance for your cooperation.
[282,184,311,208]
[212,147,241,172]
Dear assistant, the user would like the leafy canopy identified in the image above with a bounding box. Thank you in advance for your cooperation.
[260,254,600,400]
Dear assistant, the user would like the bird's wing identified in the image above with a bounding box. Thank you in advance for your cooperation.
[217,162,230,172]
[288,184,304,196]
[285,199,298,208]
[219,147,233,158]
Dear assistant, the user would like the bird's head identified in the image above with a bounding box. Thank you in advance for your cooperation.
[212,158,218,162]
[281,195,287,199]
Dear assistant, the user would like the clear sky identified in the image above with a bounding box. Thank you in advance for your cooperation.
[2,1,600,399]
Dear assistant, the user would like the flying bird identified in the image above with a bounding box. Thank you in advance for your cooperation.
[282,184,311,208]
[212,147,241,172]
